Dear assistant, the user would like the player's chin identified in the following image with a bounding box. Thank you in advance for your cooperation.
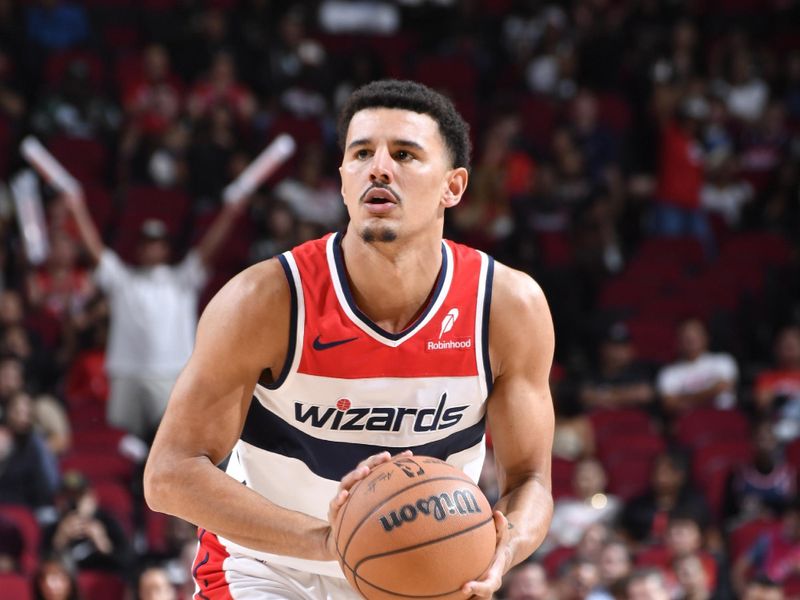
[359,223,399,244]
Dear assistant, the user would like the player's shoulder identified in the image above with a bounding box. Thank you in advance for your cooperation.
[203,257,290,324]
[490,261,549,315]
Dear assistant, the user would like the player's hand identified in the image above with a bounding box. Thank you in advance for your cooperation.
[461,511,513,599]
[325,450,411,560]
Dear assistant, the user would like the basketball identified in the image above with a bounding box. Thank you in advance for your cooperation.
[334,455,497,600]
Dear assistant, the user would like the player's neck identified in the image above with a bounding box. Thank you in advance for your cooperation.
[340,230,443,334]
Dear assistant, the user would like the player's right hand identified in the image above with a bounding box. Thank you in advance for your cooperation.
[325,450,411,560]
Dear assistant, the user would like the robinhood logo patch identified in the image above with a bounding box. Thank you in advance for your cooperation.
[427,307,471,351]
[293,393,467,432]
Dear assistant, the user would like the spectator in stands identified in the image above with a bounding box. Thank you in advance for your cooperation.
[250,199,301,263]
[580,322,656,411]
[700,148,754,230]
[556,557,601,600]
[502,561,553,600]
[674,553,716,600]
[272,143,345,230]
[42,470,131,573]
[187,50,256,125]
[0,399,58,509]
[625,568,671,600]
[712,49,769,124]
[541,458,622,554]
[26,232,95,323]
[122,44,184,140]
[650,95,714,253]
[737,101,790,196]
[586,538,633,600]
[724,420,797,523]
[742,576,785,600]
[622,448,711,545]
[4,390,59,490]
[568,90,620,185]
[637,510,720,597]
[138,565,177,600]
[754,324,800,442]
[62,188,252,440]
[732,499,800,595]
[30,56,120,140]
[32,554,81,600]
[656,318,738,415]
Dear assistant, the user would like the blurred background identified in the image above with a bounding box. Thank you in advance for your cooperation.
[0,0,799,599]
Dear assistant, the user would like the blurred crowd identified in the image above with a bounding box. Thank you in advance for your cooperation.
[0,0,799,599]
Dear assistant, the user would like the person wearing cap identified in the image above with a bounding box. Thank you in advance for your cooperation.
[579,322,656,411]
[62,188,250,440]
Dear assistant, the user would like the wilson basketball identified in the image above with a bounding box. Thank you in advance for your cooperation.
[335,455,496,600]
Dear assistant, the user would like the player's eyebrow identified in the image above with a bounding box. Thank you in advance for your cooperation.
[347,138,425,152]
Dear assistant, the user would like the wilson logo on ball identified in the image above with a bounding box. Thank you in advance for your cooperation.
[378,488,483,532]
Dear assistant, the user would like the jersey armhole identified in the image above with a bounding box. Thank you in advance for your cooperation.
[476,253,495,396]
[265,253,303,389]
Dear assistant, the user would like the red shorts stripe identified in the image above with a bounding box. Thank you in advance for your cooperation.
[193,528,234,600]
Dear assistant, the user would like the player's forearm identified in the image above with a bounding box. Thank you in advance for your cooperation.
[144,455,332,561]
[493,474,553,571]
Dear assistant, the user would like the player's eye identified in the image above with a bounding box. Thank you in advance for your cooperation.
[394,150,413,161]
[354,149,370,159]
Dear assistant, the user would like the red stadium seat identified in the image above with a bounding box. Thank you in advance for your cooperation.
[72,427,126,453]
[48,135,108,184]
[693,440,755,517]
[675,408,751,450]
[0,505,40,575]
[600,433,665,500]
[589,409,657,445]
[413,57,477,95]
[596,92,632,134]
[93,481,134,535]
[552,456,577,500]
[0,573,32,600]
[635,237,705,268]
[60,452,135,485]
[625,318,677,365]
[787,439,800,470]
[77,571,127,600]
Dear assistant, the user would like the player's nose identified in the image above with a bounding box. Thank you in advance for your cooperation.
[369,146,393,183]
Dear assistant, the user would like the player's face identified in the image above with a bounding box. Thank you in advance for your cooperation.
[340,108,467,244]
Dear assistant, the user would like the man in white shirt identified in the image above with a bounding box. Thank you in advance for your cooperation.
[657,318,738,414]
[65,194,249,439]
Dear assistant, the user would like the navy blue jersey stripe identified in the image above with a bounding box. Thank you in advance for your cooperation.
[240,399,486,481]
[482,257,494,394]
[265,254,298,390]
[331,232,448,342]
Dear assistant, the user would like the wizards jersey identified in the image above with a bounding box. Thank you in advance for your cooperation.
[220,232,495,577]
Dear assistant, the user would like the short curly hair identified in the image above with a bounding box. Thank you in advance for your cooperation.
[337,79,472,171]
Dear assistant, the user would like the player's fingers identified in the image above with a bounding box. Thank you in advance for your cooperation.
[358,450,392,471]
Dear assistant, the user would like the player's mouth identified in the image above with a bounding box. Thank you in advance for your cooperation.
[361,186,400,213]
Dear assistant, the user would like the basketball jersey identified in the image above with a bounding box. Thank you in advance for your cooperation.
[220,232,495,577]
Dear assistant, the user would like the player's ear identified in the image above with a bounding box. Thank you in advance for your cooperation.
[442,167,468,208]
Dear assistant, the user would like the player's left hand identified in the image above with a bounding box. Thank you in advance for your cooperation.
[461,510,513,599]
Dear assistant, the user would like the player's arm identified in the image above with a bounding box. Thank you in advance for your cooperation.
[464,264,555,598]
[143,259,331,560]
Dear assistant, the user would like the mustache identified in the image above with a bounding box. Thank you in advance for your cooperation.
[359,183,402,205]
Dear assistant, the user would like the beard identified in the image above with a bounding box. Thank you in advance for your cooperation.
[360,225,398,243]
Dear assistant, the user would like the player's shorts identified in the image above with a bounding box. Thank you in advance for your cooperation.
[192,529,361,600]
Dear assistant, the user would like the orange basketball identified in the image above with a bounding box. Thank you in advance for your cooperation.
[334,455,497,600]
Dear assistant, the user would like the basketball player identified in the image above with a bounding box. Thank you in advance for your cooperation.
[144,80,555,599]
